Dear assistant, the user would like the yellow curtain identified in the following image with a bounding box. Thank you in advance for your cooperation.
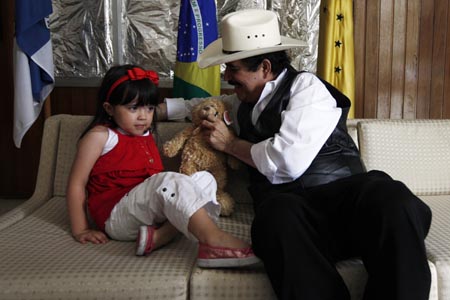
[317,0,355,118]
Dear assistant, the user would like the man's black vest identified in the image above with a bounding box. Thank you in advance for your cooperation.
[237,67,365,190]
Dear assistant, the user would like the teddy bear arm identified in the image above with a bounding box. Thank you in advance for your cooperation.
[163,127,194,157]
[179,161,200,176]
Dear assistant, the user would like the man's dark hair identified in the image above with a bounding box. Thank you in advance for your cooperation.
[241,51,292,76]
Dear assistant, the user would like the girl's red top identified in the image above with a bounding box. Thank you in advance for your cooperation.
[86,129,164,231]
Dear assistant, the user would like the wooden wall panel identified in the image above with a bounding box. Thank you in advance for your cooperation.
[391,0,407,119]
[403,0,420,119]
[50,87,174,116]
[354,0,450,119]
[378,0,394,118]
[51,87,99,116]
[445,12,450,118]
[362,0,380,117]
[430,0,448,118]
[416,0,434,118]
[353,0,366,118]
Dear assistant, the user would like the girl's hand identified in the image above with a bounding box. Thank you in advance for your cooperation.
[73,229,109,244]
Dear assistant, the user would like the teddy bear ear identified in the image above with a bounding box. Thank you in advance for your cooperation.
[223,111,233,125]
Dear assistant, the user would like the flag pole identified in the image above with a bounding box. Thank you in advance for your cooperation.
[44,95,52,119]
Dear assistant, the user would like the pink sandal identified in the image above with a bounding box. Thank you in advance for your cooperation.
[136,225,156,256]
[197,243,261,268]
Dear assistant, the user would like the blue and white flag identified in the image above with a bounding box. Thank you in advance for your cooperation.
[14,0,54,148]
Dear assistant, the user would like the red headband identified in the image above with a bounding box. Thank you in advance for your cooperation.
[105,67,159,102]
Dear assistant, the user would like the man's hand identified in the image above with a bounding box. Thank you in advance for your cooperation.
[201,114,256,168]
[73,229,109,244]
[201,115,236,153]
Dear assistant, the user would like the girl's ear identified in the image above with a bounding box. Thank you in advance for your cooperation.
[103,102,114,116]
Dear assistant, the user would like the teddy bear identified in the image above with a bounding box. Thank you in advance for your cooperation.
[162,98,240,216]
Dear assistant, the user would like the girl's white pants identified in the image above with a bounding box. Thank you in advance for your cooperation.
[105,171,220,241]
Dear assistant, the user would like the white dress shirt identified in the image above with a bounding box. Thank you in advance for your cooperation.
[165,69,342,184]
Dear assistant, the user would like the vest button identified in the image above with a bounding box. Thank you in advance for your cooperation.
[149,158,154,163]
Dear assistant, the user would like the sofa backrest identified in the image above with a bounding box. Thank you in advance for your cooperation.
[47,115,363,200]
[357,120,450,196]
[53,115,93,196]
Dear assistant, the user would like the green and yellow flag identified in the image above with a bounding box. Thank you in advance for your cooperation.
[173,0,220,99]
[317,0,355,118]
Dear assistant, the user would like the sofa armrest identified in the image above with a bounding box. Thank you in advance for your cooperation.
[0,115,63,231]
[0,119,195,232]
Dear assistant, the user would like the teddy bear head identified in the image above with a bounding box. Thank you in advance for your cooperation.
[191,98,228,126]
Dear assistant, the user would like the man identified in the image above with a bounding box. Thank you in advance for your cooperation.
[158,9,432,300]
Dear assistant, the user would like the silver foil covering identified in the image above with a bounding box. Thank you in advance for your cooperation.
[51,0,320,83]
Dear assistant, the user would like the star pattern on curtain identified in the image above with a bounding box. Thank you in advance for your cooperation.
[317,0,356,118]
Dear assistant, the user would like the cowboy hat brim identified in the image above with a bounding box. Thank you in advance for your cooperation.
[197,36,307,68]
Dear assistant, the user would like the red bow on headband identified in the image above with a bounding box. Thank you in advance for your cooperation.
[126,68,159,85]
[105,67,159,102]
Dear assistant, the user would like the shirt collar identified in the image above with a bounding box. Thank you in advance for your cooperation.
[252,68,288,124]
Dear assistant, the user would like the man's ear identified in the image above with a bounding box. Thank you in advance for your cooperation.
[261,59,273,78]
[103,102,114,116]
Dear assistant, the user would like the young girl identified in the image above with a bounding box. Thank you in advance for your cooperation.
[66,64,259,268]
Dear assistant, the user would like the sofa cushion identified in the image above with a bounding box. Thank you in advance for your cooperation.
[0,195,197,300]
[189,203,442,300]
[421,195,450,300]
[358,120,450,195]
[190,258,371,300]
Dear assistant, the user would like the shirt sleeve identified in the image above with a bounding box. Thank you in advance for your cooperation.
[165,97,191,120]
[250,72,342,184]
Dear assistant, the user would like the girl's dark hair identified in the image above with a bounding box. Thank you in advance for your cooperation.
[241,50,292,76]
[83,64,160,136]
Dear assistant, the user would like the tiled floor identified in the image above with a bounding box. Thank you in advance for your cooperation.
[0,199,26,216]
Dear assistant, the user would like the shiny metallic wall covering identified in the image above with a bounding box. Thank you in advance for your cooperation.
[51,1,115,78]
[51,0,320,83]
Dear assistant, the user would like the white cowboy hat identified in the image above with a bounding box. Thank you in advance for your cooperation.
[197,9,307,68]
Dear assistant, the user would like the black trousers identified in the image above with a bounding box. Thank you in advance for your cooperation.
[250,170,432,300]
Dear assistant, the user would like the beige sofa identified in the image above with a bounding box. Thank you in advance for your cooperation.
[0,114,449,300]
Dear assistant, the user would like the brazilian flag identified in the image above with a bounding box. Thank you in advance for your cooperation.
[317,0,355,118]
[173,0,220,99]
